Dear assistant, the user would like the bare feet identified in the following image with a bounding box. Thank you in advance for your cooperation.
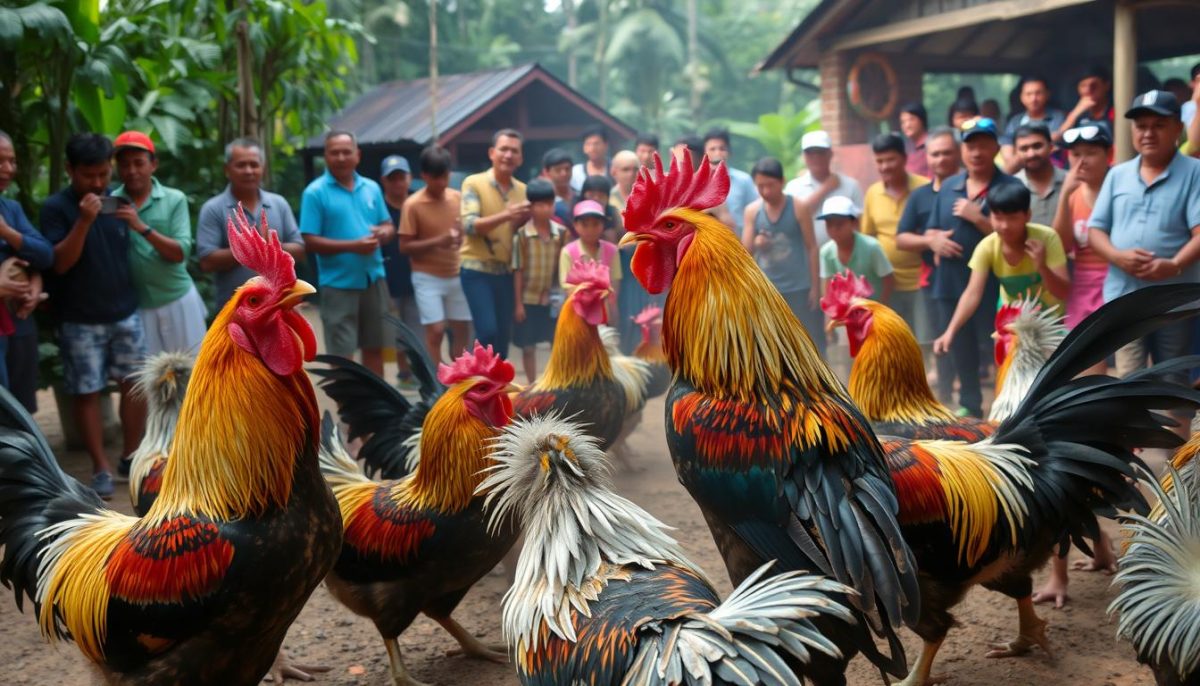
[262,647,330,682]
[1033,556,1069,608]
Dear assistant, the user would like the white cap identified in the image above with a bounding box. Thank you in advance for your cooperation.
[801,130,833,150]
[816,195,860,220]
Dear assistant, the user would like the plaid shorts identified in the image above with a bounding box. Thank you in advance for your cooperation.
[58,312,147,395]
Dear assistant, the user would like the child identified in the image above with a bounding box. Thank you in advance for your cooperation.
[817,196,895,304]
[561,200,620,323]
[580,174,623,243]
[512,179,568,383]
[932,183,1069,357]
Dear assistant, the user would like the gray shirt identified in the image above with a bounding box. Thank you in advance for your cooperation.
[197,186,302,310]
[1015,166,1067,227]
[783,172,863,246]
[1090,152,1200,302]
[752,194,810,294]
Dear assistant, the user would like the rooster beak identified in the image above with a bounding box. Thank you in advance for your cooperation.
[280,280,316,308]
[503,381,525,394]
[989,331,999,340]
[618,232,642,248]
[825,319,844,333]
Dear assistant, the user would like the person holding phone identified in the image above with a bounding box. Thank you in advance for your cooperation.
[39,132,147,501]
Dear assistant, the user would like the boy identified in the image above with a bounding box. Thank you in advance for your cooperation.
[541,148,575,228]
[933,183,1069,356]
[512,179,567,383]
[818,196,895,303]
[560,200,620,322]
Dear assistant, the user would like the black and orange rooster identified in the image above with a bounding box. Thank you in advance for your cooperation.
[127,351,193,515]
[0,211,341,685]
[317,343,521,686]
[619,151,919,685]
[513,260,629,451]
[481,413,857,686]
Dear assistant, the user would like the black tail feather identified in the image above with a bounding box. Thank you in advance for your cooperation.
[384,314,442,401]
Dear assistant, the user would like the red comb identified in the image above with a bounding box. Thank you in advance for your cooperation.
[622,150,731,231]
[565,258,611,291]
[437,342,514,386]
[632,304,662,327]
[819,271,873,320]
[227,204,295,290]
[994,301,1032,333]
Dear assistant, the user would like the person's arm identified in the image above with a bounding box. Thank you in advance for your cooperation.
[114,201,185,263]
[932,267,989,354]
[741,202,758,252]
[1052,171,1081,254]
[873,244,895,304]
[15,270,45,318]
[195,204,232,273]
[1085,172,1154,275]
[1025,236,1070,300]
[952,197,993,235]
[794,196,820,305]
[298,191,378,256]
[462,181,528,237]
[1189,97,1200,158]
[559,249,572,290]
[513,270,527,322]
[1,205,53,270]
[277,204,306,263]
[50,194,101,274]
[879,272,896,304]
[1000,144,1022,174]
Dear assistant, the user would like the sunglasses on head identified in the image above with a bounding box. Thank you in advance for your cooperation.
[960,117,996,132]
[1063,125,1107,144]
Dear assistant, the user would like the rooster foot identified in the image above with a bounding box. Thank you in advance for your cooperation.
[437,617,509,664]
[262,647,330,682]
[985,615,1053,660]
[385,637,432,686]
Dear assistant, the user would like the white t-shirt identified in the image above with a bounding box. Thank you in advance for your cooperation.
[783,172,864,246]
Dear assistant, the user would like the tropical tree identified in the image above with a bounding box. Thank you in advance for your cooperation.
[725,99,821,179]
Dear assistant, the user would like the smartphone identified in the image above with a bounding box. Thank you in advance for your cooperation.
[98,196,131,215]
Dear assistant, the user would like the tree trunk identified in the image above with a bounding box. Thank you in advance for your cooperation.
[595,0,607,106]
[563,0,576,87]
[235,18,258,139]
[429,0,439,140]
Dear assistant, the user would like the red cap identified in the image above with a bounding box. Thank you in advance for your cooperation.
[113,131,155,155]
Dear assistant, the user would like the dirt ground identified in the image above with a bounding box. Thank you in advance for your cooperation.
[0,325,1160,685]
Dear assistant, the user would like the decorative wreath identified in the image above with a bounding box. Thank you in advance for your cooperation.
[846,52,899,122]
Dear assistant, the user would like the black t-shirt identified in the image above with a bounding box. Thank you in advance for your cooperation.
[897,183,939,269]
[39,187,138,324]
[382,201,414,298]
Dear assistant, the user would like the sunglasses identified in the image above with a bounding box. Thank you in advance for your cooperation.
[1063,125,1109,144]
[960,117,997,132]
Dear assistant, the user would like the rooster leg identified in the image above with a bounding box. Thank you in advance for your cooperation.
[384,637,432,686]
[985,596,1053,659]
[263,647,331,683]
[891,638,948,686]
[436,616,508,663]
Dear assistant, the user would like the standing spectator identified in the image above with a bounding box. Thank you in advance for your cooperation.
[923,117,1019,418]
[980,99,1003,123]
[111,131,206,356]
[672,134,704,164]
[1059,65,1114,135]
[399,145,470,362]
[300,130,392,376]
[899,101,930,177]
[570,127,611,193]
[459,129,528,358]
[634,132,659,169]
[560,200,620,321]
[1088,91,1200,399]
[1012,124,1067,227]
[197,137,305,312]
[1052,125,1112,336]
[1001,76,1066,172]
[783,131,863,246]
[511,179,567,383]
[948,98,980,129]
[861,132,929,338]
[703,128,759,231]
[579,175,622,243]
[609,150,639,212]
[743,157,828,355]
[611,150,662,353]
[819,196,894,302]
[380,155,422,388]
[40,133,146,498]
[1182,62,1199,128]
[0,130,52,410]
[541,148,575,229]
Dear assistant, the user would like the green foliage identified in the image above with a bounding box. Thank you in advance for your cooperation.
[724,100,820,179]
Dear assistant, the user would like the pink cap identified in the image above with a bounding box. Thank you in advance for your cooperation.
[572,199,606,220]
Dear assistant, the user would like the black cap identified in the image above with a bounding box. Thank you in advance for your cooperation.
[1125,90,1181,119]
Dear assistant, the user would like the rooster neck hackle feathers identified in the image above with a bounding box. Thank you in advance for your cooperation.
[989,302,1065,423]
[849,302,954,424]
[533,291,612,390]
[127,352,194,503]
[403,383,498,512]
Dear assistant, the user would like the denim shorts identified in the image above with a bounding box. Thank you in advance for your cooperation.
[59,312,147,395]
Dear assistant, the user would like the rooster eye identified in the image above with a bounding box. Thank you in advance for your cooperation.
[665,221,676,230]
[247,295,261,307]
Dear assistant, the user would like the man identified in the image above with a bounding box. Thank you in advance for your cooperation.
[634,132,659,169]
[570,126,610,193]
[899,101,930,177]
[459,129,527,357]
[609,150,639,211]
[299,130,392,376]
[921,117,1018,418]
[541,148,575,228]
[1088,90,1200,420]
[111,131,206,357]
[0,130,53,412]
[1001,76,1066,172]
[784,130,864,246]
[197,137,305,312]
[1012,124,1067,227]
[1059,65,1114,135]
[703,128,759,231]
[379,155,423,388]
[861,132,929,338]
[1182,62,1199,128]
[672,133,737,228]
[40,133,146,498]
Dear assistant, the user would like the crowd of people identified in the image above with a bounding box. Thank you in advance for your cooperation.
[1,63,1199,503]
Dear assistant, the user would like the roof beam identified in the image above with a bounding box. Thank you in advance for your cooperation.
[831,0,1096,51]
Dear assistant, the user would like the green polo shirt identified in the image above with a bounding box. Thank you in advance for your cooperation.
[113,178,195,309]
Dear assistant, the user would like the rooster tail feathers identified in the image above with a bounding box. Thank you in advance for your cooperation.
[385,314,444,400]
[317,411,370,488]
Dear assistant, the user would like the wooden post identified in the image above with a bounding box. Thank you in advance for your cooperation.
[1113,1,1136,162]
[430,0,439,141]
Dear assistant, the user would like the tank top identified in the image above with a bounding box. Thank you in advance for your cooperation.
[753,195,810,294]
[1069,188,1106,269]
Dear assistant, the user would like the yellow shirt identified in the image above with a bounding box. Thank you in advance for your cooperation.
[861,174,929,291]
[459,169,526,273]
[968,223,1067,311]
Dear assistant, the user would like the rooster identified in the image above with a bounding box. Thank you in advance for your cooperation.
[480,413,857,686]
[127,352,193,516]
[513,260,628,451]
[0,211,342,684]
[619,151,919,685]
[632,304,670,400]
[987,298,1065,423]
[317,342,522,686]
[600,324,652,470]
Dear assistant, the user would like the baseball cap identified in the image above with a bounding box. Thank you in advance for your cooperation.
[113,131,155,156]
[1062,123,1112,148]
[816,196,860,220]
[1125,90,1181,119]
[572,200,607,221]
[801,131,832,150]
[380,155,411,177]
[959,117,999,141]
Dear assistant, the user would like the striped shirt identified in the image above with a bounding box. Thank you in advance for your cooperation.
[512,221,567,304]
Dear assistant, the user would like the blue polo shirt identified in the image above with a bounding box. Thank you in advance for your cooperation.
[923,168,1020,301]
[299,170,388,290]
[0,198,54,336]
[896,181,938,269]
[1090,151,1200,302]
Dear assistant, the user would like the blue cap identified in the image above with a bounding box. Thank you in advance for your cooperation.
[959,117,999,141]
[381,155,411,177]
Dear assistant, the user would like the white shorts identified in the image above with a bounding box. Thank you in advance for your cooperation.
[411,272,471,325]
[141,284,208,356]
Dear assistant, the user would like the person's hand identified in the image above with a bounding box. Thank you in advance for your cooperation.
[753,233,771,251]
[449,223,463,249]
[538,290,550,306]
[927,229,963,259]
[507,201,531,225]
[952,198,984,225]
[0,262,30,300]
[114,204,143,230]
[349,235,380,255]
[437,231,459,249]
[1072,95,1098,118]
[1135,257,1182,281]
[371,223,395,243]
[932,331,954,356]
[78,193,102,224]
[1062,166,1082,197]
[1025,238,1047,267]
[514,302,526,323]
[1111,248,1155,275]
